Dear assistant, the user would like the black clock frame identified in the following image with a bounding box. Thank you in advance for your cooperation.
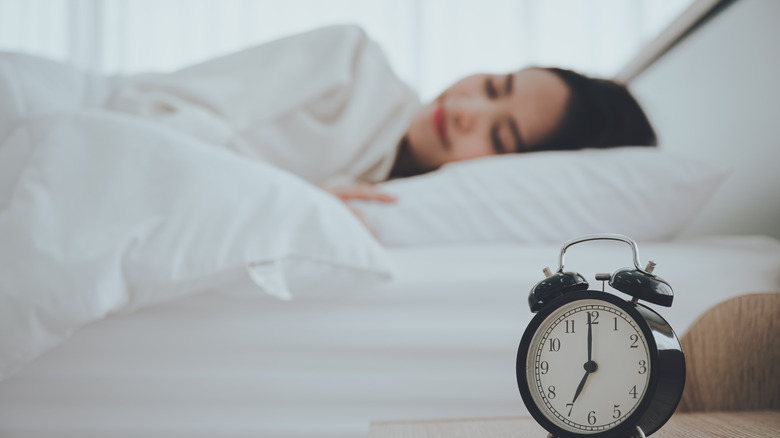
[516,290,685,438]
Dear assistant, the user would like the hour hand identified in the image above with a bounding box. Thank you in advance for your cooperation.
[572,370,589,404]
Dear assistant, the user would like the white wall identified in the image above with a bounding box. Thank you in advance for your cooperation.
[0,0,692,102]
[630,0,780,238]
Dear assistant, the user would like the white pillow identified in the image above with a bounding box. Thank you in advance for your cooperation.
[0,110,393,380]
[350,148,728,246]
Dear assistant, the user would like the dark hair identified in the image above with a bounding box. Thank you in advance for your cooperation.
[531,67,656,151]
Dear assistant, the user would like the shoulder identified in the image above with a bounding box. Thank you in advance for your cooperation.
[295,25,394,77]
[304,24,369,43]
[289,24,378,55]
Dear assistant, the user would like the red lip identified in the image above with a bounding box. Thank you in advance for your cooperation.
[432,102,450,149]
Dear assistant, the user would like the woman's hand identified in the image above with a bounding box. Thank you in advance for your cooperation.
[321,182,397,203]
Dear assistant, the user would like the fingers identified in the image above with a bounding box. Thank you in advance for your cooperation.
[322,183,397,203]
[364,191,397,203]
[343,183,396,202]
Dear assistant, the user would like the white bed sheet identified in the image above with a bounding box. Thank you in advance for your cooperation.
[1,236,779,438]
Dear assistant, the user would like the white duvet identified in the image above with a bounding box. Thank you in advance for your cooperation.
[0,25,418,380]
[105,25,419,185]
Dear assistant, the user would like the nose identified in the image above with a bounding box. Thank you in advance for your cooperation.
[449,96,486,134]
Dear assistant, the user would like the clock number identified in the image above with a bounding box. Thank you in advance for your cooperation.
[566,403,574,417]
[547,386,556,399]
[549,338,561,352]
[629,385,638,399]
[638,360,647,374]
[613,317,618,331]
[588,411,597,425]
[540,361,549,375]
[565,319,575,334]
[630,334,639,348]
[589,311,599,324]
[613,405,622,419]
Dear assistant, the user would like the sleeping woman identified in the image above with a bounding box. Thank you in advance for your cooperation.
[105,25,655,203]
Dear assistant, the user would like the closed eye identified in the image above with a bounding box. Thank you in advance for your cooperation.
[485,77,498,99]
[491,124,505,154]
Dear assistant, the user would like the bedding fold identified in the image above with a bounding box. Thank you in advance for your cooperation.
[0,110,394,381]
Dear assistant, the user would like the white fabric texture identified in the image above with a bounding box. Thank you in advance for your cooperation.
[350,148,729,246]
[105,25,420,185]
[1,236,778,438]
[0,51,113,141]
[0,110,395,381]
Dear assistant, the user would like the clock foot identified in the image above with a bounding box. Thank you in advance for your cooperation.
[545,426,645,438]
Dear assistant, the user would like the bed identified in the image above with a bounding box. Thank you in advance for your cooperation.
[1,1,779,437]
[1,237,778,438]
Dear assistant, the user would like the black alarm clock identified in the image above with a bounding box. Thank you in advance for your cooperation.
[516,234,685,438]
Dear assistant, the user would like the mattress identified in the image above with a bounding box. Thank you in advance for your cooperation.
[1,236,779,438]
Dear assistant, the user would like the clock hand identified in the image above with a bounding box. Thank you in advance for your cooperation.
[587,311,592,363]
[573,312,597,405]
[571,369,590,404]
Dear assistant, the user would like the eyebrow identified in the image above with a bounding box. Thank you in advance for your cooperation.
[504,73,514,95]
[508,118,525,152]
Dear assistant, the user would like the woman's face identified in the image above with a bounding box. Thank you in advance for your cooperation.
[404,68,570,171]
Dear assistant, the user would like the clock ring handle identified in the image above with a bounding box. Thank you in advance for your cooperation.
[556,233,645,273]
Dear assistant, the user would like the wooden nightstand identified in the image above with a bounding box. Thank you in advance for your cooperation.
[368,411,780,437]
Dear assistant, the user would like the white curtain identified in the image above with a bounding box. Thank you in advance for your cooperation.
[0,0,692,100]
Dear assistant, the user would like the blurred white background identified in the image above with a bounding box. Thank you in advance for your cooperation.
[0,0,692,101]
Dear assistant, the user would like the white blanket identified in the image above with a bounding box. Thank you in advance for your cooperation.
[0,25,420,381]
[105,25,420,185]
[0,25,426,380]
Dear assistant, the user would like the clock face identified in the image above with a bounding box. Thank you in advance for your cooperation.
[525,298,651,434]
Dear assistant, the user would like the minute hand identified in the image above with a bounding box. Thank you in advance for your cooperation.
[587,311,592,363]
